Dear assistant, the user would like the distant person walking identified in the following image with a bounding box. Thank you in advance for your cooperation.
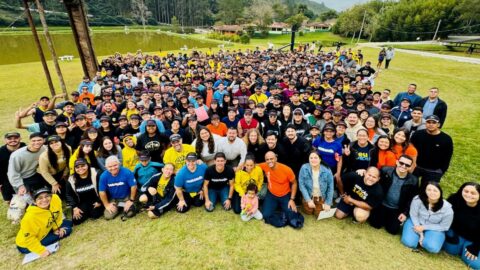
[377,48,386,69]
[385,47,395,69]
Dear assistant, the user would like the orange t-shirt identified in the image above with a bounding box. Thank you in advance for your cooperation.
[207,123,228,137]
[258,162,295,197]
[79,92,95,105]
[377,150,397,169]
[392,144,418,160]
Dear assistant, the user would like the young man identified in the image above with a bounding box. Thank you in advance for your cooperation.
[203,152,235,212]
[402,107,426,137]
[174,152,208,213]
[217,127,247,170]
[418,87,448,127]
[163,134,196,173]
[0,132,26,203]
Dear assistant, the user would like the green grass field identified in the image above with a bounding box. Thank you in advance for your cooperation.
[0,39,479,269]
[380,43,480,59]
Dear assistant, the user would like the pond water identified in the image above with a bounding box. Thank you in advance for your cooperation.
[0,31,217,65]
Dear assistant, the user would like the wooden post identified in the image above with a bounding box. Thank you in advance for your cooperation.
[34,0,68,96]
[22,0,56,97]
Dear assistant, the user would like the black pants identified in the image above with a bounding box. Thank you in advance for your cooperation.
[1,180,15,201]
[72,201,104,225]
[23,173,49,193]
[176,191,204,213]
[369,205,402,235]
[413,167,443,187]
[232,191,242,214]
[385,59,392,69]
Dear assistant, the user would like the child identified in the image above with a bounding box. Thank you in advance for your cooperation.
[133,152,163,193]
[240,183,263,222]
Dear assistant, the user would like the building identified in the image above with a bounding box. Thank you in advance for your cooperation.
[269,22,290,34]
[212,25,244,35]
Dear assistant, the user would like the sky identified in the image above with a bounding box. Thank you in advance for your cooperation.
[316,0,372,11]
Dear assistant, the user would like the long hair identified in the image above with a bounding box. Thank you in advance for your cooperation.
[97,136,119,158]
[81,128,103,150]
[78,143,99,169]
[242,128,265,147]
[196,127,215,156]
[72,162,92,185]
[47,140,71,171]
[448,182,480,212]
[392,128,411,154]
[419,181,444,212]
[369,135,391,168]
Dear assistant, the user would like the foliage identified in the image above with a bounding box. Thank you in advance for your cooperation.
[207,32,242,43]
[285,13,307,31]
[240,33,251,43]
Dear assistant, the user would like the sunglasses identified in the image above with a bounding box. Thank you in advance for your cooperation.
[398,161,412,168]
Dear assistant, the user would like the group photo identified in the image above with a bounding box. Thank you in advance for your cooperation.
[0,0,479,269]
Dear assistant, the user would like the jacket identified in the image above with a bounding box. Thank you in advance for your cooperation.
[417,97,448,127]
[122,135,139,171]
[66,168,100,208]
[146,172,176,199]
[298,163,334,205]
[234,166,264,196]
[134,161,164,191]
[409,196,453,232]
[379,167,418,215]
[16,194,63,255]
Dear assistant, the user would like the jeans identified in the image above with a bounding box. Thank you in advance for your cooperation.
[17,220,73,254]
[401,218,445,253]
[444,229,480,270]
[262,190,293,219]
[206,186,229,212]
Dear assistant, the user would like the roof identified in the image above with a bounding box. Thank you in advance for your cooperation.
[306,22,331,28]
[213,25,244,32]
[270,22,289,29]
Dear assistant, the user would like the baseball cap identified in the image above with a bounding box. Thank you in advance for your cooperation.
[146,119,156,126]
[425,115,440,122]
[322,124,336,132]
[100,116,111,122]
[46,135,61,143]
[44,110,57,116]
[32,187,51,200]
[29,132,43,139]
[169,134,182,142]
[138,151,151,161]
[337,121,347,127]
[244,109,253,115]
[188,115,197,122]
[310,125,320,130]
[4,132,20,138]
[185,152,198,161]
[74,158,88,167]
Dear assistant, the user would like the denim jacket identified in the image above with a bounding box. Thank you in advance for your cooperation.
[298,163,334,205]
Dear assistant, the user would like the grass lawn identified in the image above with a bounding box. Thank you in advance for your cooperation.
[0,41,479,269]
[379,43,480,59]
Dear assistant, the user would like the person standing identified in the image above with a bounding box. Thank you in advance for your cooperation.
[418,87,448,127]
[0,132,26,203]
[282,124,311,178]
[385,47,395,69]
[217,127,247,170]
[392,84,422,107]
[410,115,453,185]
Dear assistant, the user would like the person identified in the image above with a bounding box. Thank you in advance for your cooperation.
[193,127,220,166]
[444,182,480,269]
[282,124,311,178]
[138,163,178,219]
[174,152,208,213]
[69,140,99,174]
[391,98,413,128]
[392,83,422,107]
[369,155,419,235]
[206,114,227,137]
[37,135,71,198]
[16,187,73,257]
[312,124,342,188]
[203,152,235,212]
[16,109,57,136]
[343,129,374,173]
[8,132,47,195]
[96,136,123,172]
[99,156,137,220]
[135,119,169,163]
[243,128,265,163]
[121,135,138,171]
[335,167,384,223]
[391,128,417,172]
[385,47,395,69]
[0,132,26,203]
[410,115,453,185]
[402,107,426,137]
[66,159,103,225]
[368,135,396,170]
[233,155,264,213]
[237,109,259,138]
[298,151,334,218]
[257,131,287,163]
[163,134,196,172]
[240,183,263,222]
[401,182,453,253]
[344,111,365,142]
[133,152,163,193]
[259,151,299,226]
[377,48,386,69]
[217,127,247,170]
[417,87,448,127]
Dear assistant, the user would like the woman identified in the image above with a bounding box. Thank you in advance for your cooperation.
[66,158,103,225]
[82,127,102,150]
[121,100,139,121]
[312,124,343,190]
[242,128,265,163]
[364,116,386,143]
[391,128,417,172]
[164,117,185,138]
[377,48,386,69]
[401,182,453,253]
[193,127,219,166]
[98,117,116,139]
[233,155,264,214]
[279,105,292,128]
[38,135,71,198]
[96,136,123,171]
[368,135,396,170]
[298,151,334,217]
[208,100,223,119]
[343,129,374,173]
[444,182,480,269]
[359,110,370,124]
[220,94,233,116]
[378,113,395,138]
[69,140,99,174]
[16,188,73,257]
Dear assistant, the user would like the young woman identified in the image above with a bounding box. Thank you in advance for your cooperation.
[377,48,386,69]
[391,128,418,172]
[233,156,264,214]
[66,159,103,225]
[343,129,374,173]
[444,182,480,269]
[364,116,386,143]
[164,118,185,138]
[82,127,102,150]
[69,140,99,174]
[401,182,453,253]
[279,105,292,128]
[121,100,140,121]
[220,94,233,116]
[98,117,116,139]
[378,114,395,138]
[312,124,343,190]
[368,135,396,170]
[242,128,265,163]
[193,127,220,166]
[298,151,334,218]
[96,136,123,171]
[38,135,71,198]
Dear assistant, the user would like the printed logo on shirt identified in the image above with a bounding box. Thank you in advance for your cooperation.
[211,177,228,182]
[317,146,334,154]
[186,176,203,184]
[108,182,125,187]
[353,184,368,200]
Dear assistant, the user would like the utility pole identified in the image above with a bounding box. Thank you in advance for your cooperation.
[432,19,442,41]
[357,10,367,44]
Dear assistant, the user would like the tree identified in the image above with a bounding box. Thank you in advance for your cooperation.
[216,0,246,25]
[171,16,181,33]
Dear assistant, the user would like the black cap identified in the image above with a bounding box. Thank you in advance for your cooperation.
[310,125,320,130]
[130,114,141,120]
[401,98,411,103]
[140,110,150,115]
[169,134,182,142]
[138,151,151,161]
[86,127,97,133]
[74,158,88,167]
[322,124,336,132]
[44,110,57,116]
[47,135,61,143]
[268,110,278,116]
[80,139,93,146]
[244,109,253,115]
[33,187,51,200]
[29,132,43,139]
[75,114,86,121]
[425,115,440,122]
[285,123,296,130]
[71,91,80,96]
[64,101,75,107]
[337,121,347,127]
[118,115,127,121]
[4,132,20,138]
[100,116,111,122]
[188,115,197,121]
[185,152,198,161]
[146,119,156,126]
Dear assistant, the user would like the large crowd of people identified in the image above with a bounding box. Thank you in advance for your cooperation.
[1,47,478,269]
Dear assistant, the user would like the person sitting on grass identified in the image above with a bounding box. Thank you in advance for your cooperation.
[174,152,208,213]
[99,156,137,220]
[203,152,235,212]
[133,151,163,196]
[335,166,384,224]
[401,182,453,253]
[16,187,73,257]
[240,183,263,222]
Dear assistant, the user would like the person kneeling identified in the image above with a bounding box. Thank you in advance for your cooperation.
[335,167,384,224]
[16,187,73,257]
[203,152,235,212]
[174,153,208,213]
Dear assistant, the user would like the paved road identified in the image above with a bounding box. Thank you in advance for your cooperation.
[360,42,480,65]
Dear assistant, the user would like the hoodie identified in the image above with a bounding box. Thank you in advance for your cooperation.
[16,194,63,255]
[122,135,139,171]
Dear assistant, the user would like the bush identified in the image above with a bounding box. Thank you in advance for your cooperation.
[207,32,242,43]
[183,27,195,34]
[299,31,304,36]
[240,33,250,44]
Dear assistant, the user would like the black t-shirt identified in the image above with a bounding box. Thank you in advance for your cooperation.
[0,143,26,185]
[204,165,235,190]
[348,142,373,171]
[74,176,101,205]
[135,133,169,163]
[342,172,384,209]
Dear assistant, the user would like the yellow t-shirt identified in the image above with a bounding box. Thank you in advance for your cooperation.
[163,144,196,172]
[156,175,171,197]
[234,166,264,196]
[248,93,268,104]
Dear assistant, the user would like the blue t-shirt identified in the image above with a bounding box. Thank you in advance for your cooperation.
[174,163,208,193]
[312,137,343,169]
[99,167,137,200]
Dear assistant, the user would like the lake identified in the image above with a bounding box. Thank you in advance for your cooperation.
[0,31,217,65]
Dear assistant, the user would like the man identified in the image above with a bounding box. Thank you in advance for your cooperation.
[237,109,259,138]
[391,98,413,127]
[16,109,57,137]
[410,115,453,184]
[56,101,76,125]
[335,166,384,224]
[345,111,365,142]
[18,96,55,123]
[207,114,227,137]
[174,152,208,213]
[135,120,169,163]
[0,132,26,203]
[99,156,137,220]
[290,108,310,137]
[203,152,235,212]
[79,86,95,105]
[78,76,94,92]
[402,107,426,137]
[257,131,287,163]
[8,132,47,195]
[358,61,376,78]
[385,47,395,69]
[217,127,247,170]
[282,124,311,177]
[248,85,268,105]
[163,134,196,173]
[418,87,448,127]
[260,110,282,139]
[259,151,298,226]
[392,83,422,107]
[369,155,418,234]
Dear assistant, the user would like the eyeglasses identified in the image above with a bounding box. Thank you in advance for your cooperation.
[398,161,412,168]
